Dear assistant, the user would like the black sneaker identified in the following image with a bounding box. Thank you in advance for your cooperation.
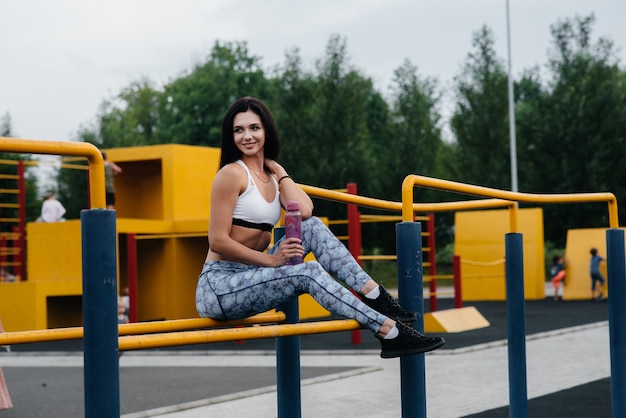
[360,285,418,323]
[378,322,445,358]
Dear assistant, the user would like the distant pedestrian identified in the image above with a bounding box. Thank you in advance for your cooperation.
[102,151,122,210]
[589,248,605,300]
[550,255,566,301]
[36,191,66,223]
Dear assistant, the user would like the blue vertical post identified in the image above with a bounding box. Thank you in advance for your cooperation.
[505,233,528,418]
[82,209,119,418]
[607,228,626,418]
[274,227,301,418]
[396,221,426,418]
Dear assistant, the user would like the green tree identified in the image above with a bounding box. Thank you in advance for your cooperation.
[449,26,511,190]
[156,41,271,147]
[517,15,626,244]
[386,59,443,200]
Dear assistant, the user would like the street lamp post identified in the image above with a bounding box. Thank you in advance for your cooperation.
[506,0,518,192]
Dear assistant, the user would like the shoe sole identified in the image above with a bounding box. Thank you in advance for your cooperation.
[397,315,417,323]
[380,338,445,359]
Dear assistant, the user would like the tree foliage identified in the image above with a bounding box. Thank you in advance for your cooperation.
[44,14,626,249]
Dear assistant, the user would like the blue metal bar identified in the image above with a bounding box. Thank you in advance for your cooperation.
[82,209,120,417]
[274,226,302,418]
[396,221,426,418]
[607,228,626,418]
[505,233,528,418]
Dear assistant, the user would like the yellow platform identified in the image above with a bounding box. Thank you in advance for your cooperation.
[424,306,490,333]
[455,208,546,301]
[561,228,614,300]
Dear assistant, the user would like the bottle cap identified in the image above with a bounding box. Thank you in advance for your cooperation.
[286,200,300,211]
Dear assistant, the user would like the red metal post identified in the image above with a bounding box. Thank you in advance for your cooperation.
[346,183,362,345]
[453,255,463,308]
[427,214,437,311]
[126,233,139,323]
[17,161,26,281]
[0,234,6,269]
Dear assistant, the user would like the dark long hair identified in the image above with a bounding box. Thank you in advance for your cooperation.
[219,97,281,168]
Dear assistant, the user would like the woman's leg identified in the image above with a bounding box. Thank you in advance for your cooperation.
[270,217,417,322]
[196,261,388,333]
[271,217,371,292]
[196,261,446,357]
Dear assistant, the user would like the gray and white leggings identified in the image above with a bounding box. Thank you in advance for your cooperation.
[196,216,388,333]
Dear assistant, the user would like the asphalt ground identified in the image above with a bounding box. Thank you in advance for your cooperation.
[0,295,612,417]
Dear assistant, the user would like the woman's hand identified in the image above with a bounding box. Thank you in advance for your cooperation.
[264,159,286,178]
[273,237,305,266]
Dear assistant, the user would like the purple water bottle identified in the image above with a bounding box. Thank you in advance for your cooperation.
[285,200,303,265]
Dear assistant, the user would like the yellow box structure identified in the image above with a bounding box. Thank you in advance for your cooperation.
[0,144,329,331]
[562,228,613,300]
[455,208,545,301]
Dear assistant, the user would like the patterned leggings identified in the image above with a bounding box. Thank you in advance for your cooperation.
[196,216,388,333]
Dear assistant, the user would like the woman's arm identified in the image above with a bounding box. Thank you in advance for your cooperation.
[208,165,296,267]
[265,159,313,218]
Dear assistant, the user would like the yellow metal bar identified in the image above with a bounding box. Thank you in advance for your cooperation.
[401,174,619,231]
[0,312,286,346]
[133,233,207,240]
[0,137,106,208]
[0,174,19,180]
[0,189,19,194]
[327,219,348,225]
[358,255,397,261]
[119,319,362,351]
[301,184,516,215]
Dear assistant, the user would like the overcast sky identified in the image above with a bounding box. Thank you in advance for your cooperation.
[2,0,624,143]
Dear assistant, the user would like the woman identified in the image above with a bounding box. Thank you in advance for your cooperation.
[196,97,444,358]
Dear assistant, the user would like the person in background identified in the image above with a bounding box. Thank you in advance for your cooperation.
[118,297,129,325]
[195,96,445,358]
[36,191,66,223]
[120,286,130,319]
[589,248,605,300]
[102,151,122,210]
[550,255,566,301]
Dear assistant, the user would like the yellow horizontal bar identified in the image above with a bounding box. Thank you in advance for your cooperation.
[327,220,348,225]
[0,189,19,194]
[0,138,105,208]
[0,218,19,223]
[119,319,362,351]
[134,233,207,240]
[0,174,19,180]
[425,274,454,280]
[358,255,397,261]
[301,184,515,216]
[0,312,286,346]
[401,174,619,230]
[0,203,20,208]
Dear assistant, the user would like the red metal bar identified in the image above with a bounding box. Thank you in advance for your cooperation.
[427,214,437,311]
[0,234,6,270]
[11,226,20,280]
[453,255,463,308]
[346,183,362,345]
[17,161,26,281]
[126,233,138,323]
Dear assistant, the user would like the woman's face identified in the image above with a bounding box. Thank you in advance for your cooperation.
[233,110,265,157]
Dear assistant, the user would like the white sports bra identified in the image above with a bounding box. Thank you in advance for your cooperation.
[232,160,281,232]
